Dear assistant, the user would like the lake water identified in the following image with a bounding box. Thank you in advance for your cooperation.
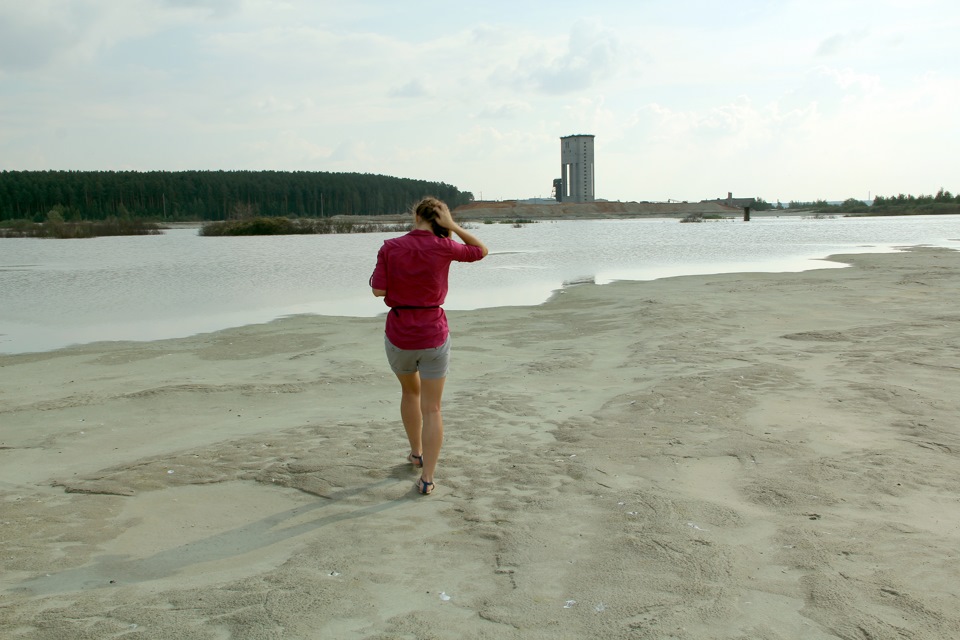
[1,215,958,354]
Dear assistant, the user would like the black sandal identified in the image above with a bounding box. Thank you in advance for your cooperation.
[416,478,434,495]
[407,453,423,468]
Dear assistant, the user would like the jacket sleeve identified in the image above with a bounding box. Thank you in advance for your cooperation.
[370,244,388,289]
[449,241,485,263]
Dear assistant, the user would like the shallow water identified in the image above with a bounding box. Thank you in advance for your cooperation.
[1,215,958,354]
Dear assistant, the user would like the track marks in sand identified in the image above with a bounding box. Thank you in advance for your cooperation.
[4,415,427,636]
[16,480,404,597]
[122,381,309,399]
[423,357,823,638]
[510,341,942,639]
[51,418,410,498]
[741,408,960,636]
[0,490,122,583]
[0,380,312,415]
[785,532,960,639]
[3,481,423,639]
[590,363,804,453]
[0,367,383,430]
[781,318,960,386]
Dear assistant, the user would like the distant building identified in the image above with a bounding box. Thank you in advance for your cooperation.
[557,135,595,203]
[702,192,755,208]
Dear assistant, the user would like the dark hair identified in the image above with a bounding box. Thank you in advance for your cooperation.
[415,196,450,238]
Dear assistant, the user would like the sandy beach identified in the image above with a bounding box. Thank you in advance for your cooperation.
[2,246,959,639]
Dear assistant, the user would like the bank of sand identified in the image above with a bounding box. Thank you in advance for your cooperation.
[1,247,959,639]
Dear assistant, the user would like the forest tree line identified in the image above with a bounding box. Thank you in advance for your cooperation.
[0,170,475,222]
[769,188,960,215]
[841,189,960,215]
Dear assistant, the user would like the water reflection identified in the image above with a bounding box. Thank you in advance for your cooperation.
[594,256,850,285]
[1,216,957,354]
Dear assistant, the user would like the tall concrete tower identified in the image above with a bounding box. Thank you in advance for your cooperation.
[559,134,595,203]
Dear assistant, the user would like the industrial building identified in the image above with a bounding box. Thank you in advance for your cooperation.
[555,134,595,203]
[701,192,756,209]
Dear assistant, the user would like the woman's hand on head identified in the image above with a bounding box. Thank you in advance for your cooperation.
[435,205,457,230]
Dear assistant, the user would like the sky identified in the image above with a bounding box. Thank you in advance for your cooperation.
[1,0,958,204]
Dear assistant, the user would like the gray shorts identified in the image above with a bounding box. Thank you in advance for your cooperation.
[384,335,451,379]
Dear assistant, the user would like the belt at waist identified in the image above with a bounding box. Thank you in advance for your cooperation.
[391,305,441,316]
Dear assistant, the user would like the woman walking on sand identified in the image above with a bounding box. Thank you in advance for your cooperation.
[370,197,488,495]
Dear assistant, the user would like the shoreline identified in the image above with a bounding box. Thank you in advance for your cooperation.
[2,247,960,638]
[4,239,951,358]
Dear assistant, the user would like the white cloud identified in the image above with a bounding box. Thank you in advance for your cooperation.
[816,66,882,93]
[488,20,627,95]
[476,102,532,119]
[0,2,88,71]
[159,0,242,18]
[517,20,623,95]
[254,95,316,114]
[0,1,208,72]
[815,30,870,57]
[389,79,429,99]
[328,140,373,165]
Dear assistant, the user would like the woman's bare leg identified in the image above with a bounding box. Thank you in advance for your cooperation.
[419,376,446,483]
[396,372,422,459]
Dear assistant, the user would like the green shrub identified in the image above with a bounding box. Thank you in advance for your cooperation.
[0,217,162,238]
[200,217,409,236]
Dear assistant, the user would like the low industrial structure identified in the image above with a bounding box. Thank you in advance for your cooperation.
[702,192,756,209]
